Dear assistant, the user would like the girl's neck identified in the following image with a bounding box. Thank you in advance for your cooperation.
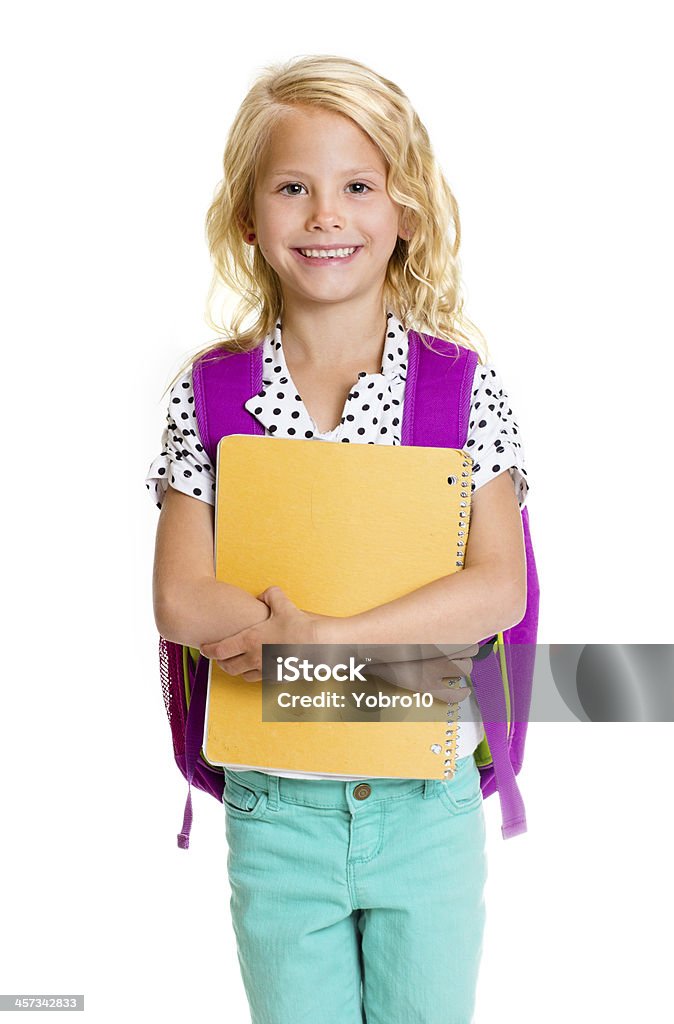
[279,295,388,374]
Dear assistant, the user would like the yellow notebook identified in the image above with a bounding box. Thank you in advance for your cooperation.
[203,434,473,779]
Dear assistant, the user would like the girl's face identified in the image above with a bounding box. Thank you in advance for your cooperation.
[250,105,407,313]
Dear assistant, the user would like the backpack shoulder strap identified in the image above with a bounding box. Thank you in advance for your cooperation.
[192,345,264,464]
[401,331,478,448]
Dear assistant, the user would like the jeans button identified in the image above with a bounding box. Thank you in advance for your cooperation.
[353,784,372,800]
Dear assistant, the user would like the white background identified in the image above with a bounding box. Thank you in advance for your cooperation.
[1,1,672,1021]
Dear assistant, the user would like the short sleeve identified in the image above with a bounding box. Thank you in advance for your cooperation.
[144,368,216,509]
[464,362,529,509]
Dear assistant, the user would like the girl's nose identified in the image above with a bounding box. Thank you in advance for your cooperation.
[305,195,345,232]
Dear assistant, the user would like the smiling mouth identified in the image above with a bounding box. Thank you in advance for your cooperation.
[294,246,362,260]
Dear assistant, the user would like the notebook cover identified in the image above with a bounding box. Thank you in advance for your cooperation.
[204,434,473,778]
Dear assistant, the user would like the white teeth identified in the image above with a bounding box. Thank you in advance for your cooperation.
[299,247,357,259]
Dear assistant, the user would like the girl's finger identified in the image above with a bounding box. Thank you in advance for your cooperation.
[443,658,472,678]
[364,661,472,702]
[426,685,472,705]
[216,655,259,676]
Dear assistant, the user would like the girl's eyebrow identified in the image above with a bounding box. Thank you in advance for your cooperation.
[268,167,385,178]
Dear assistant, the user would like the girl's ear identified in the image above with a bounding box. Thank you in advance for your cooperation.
[398,208,416,241]
[238,215,257,245]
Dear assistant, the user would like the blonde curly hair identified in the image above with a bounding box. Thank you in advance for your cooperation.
[170,54,489,389]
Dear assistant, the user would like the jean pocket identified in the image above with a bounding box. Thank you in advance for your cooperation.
[223,772,270,821]
[436,756,483,815]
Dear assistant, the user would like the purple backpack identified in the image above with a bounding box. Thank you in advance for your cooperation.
[159,331,540,848]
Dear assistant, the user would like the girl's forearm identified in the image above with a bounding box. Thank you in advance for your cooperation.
[154,578,270,648]
[156,566,524,654]
[318,566,525,649]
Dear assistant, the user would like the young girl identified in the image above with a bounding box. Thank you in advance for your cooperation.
[146,55,528,1024]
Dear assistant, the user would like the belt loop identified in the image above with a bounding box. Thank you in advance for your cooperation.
[266,773,280,810]
[423,779,437,800]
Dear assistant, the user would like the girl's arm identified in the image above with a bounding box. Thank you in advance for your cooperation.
[152,484,271,646]
[153,467,524,654]
[199,469,527,678]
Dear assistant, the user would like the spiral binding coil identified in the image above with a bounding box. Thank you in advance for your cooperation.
[450,453,472,568]
[443,682,462,778]
[442,450,474,775]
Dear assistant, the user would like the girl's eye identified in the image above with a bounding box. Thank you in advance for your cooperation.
[278,182,371,195]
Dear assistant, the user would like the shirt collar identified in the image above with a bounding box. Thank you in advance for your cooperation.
[244,309,408,437]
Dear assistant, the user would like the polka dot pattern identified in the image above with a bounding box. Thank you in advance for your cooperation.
[465,365,528,509]
[145,311,529,513]
[145,376,215,510]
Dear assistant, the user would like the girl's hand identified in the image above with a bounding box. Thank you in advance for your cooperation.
[363,654,474,705]
[199,586,334,682]
[357,642,480,666]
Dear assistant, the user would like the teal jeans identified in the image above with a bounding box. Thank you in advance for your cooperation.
[223,755,488,1024]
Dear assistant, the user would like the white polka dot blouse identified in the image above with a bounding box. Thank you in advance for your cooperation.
[146,310,529,513]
